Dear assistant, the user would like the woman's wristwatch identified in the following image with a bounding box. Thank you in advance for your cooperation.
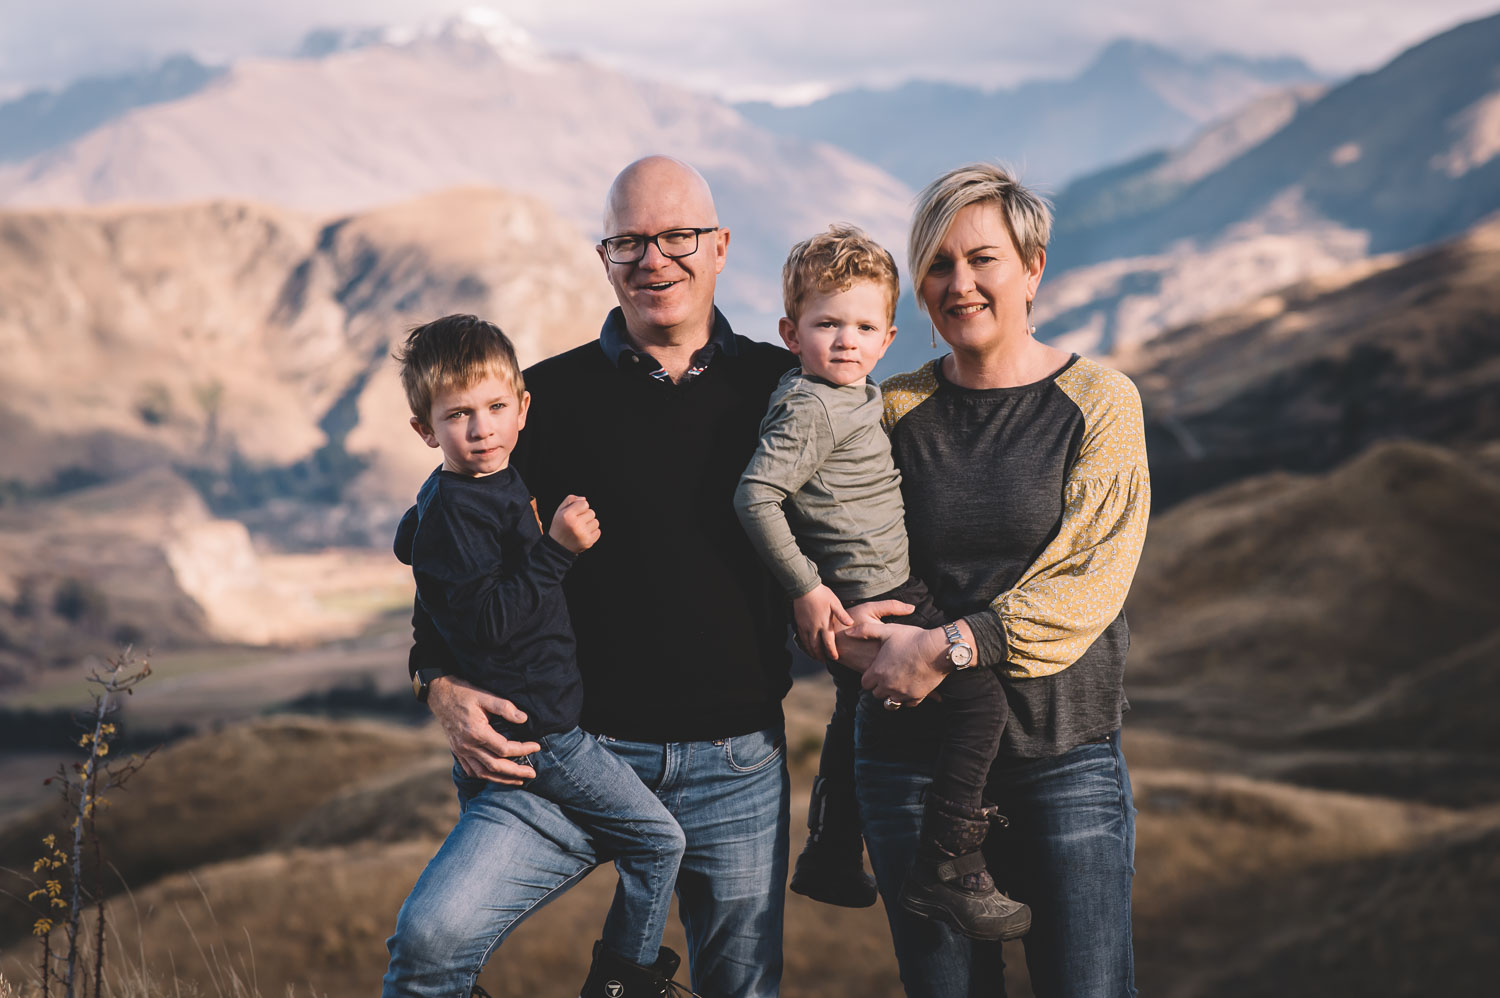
[942,622,975,669]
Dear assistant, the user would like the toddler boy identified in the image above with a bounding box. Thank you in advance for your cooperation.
[733,228,1029,941]
[382,314,688,997]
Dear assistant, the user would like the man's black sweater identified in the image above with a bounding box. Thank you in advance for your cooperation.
[409,308,798,743]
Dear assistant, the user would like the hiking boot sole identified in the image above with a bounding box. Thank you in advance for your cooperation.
[900,888,1031,941]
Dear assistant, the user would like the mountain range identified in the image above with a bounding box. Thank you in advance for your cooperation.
[1127,214,1500,505]
[1034,10,1500,353]
[0,20,910,329]
[6,12,1492,363]
[737,39,1326,190]
[0,183,619,676]
[0,187,614,522]
[0,54,223,164]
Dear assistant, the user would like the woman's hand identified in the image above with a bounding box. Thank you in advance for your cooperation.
[427,676,541,785]
[791,585,853,662]
[833,599,915,673]
[850,616,952,705]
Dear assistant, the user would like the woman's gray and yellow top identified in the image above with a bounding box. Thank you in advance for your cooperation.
[882,354,1151,756]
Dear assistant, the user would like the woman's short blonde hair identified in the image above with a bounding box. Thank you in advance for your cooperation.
[908,163,1053,314]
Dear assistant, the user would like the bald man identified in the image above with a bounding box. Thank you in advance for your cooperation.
[388,157,799,998]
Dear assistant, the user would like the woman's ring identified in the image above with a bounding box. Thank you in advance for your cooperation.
[882,697,902,711]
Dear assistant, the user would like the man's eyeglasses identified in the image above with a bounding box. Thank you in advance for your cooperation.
[600,227,719,264]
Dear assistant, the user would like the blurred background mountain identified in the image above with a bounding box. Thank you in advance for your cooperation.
[737,40,1330,192]
[0,5,1496,996]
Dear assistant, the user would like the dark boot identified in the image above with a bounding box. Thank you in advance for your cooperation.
[899,795,1031,941]
[788,775,878,908]
[578,940,697,997]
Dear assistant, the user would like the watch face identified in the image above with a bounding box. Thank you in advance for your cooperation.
[950,643,974,667]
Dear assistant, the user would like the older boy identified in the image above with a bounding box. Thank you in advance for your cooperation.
[382,314,688,998]
[734,227,1030,941]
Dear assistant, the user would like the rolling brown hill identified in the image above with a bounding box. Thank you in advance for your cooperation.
[1124,438,1500,810]
[1127,439,1500,728]
[4,704,1492,998]
[1125,214,1500,506]
[1137,810,1500,998]
[0,717,440,944]
[0,468,411,680]
[0,187,614,534]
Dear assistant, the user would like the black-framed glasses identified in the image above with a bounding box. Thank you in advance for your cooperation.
[600,227,719,264]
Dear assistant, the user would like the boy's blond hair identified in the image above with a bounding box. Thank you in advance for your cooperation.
[395,314,524,425]
[781,224,900,325]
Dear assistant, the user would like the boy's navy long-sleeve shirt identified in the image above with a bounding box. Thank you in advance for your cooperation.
[400,465,582,736]
[404,307,799,743]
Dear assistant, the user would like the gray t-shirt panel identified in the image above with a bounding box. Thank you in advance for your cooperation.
[885,355,1138,757]
[734,369,911,601]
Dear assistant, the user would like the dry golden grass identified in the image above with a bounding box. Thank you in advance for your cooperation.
[1138,808,1500,998]
[7,678,1495,997]
[1131,767,1465,917]
[1126,439,1500,746]
[0,684,921,998]
[0,717,440,941]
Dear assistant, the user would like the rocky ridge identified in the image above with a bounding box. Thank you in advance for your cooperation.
[1037,11,1500,353]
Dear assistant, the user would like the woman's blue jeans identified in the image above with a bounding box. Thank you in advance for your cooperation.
[855,696,1138,998]
[382,725,788,998]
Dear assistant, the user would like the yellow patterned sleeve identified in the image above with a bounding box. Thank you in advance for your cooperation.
[991,358,1151,679]
[880,361,940,433]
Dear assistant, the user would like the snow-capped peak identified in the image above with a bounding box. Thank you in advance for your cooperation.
[296,6,545,64]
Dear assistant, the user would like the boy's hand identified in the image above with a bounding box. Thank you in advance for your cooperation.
[792,585,854,663]
[834,598,916,671]
[548,494,600,553]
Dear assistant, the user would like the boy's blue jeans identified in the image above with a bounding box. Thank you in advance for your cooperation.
[382,724,788,998]
[855,696,1138,998]
[382,725,685,994]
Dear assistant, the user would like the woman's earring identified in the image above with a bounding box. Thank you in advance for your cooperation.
[929,321,937,349]
[1027,299,1036,336]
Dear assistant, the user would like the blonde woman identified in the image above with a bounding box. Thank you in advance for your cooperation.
[842,163,1150,997]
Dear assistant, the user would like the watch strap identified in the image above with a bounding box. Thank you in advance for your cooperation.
[942,622,975,670]
[412,668,445,703]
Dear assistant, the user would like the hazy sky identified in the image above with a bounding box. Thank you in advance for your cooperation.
[2,0,1498,100]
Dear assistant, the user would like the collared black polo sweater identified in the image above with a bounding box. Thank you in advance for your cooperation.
[517,309,797,741]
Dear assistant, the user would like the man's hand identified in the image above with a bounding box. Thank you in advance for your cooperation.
[427,676,540,785]
[792,585,853,662]
[549,495,601,553]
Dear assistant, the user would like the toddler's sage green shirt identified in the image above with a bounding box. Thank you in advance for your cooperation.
[734,369,911,602]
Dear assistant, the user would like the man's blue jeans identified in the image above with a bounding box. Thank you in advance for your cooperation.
[382,724,789,998]
[856,696,1138,998]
